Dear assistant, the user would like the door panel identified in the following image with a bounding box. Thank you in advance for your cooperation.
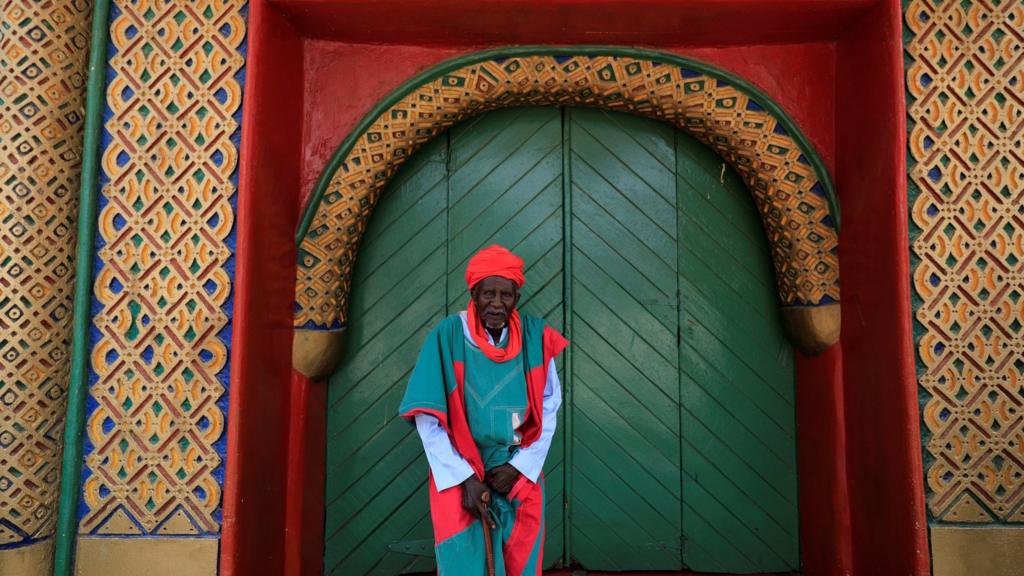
[568,108,682,570]
[447,108,568,568]
[324,136,449,576]
[675,135,799,572]
[322,106,799,575]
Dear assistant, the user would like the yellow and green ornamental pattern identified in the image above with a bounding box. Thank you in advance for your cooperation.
[294,53,841,329]
[0,0,91,548]
[909,0,1024,523]
[81,0,244,535]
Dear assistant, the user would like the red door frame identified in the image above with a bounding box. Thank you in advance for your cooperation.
[223,1,927,575]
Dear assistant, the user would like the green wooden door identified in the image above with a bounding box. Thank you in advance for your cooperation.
[567,110,684,570]
[323,107,798,575]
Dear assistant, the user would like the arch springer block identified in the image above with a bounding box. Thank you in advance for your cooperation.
[293,329,345,380]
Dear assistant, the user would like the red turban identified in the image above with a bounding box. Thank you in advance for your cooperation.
[464,245,525,290]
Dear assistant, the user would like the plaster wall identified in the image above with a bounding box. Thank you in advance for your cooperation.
[38,0,1017,575]
[230,1,913,575]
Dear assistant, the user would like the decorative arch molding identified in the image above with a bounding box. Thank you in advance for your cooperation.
[292,46,841,370]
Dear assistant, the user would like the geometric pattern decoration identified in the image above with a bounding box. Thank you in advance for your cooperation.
[908,0,1024,522]
[79,0,245,535]
[294,51,841,330]
[0,0,92,548]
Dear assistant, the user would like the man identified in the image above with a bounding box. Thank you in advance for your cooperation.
[399,244,568,576]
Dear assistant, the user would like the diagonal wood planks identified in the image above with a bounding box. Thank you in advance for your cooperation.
[325,135,449,575]
[323,106,799,575]
[324,108,567,575]
[447,107,567,568]
[568,107,683,571]
[676,132,799,572]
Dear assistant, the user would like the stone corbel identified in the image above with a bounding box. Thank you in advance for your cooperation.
[292,328,345,379]
[782,303,841,355]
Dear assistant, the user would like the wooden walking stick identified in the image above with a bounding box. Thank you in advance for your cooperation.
[480,491,495,576]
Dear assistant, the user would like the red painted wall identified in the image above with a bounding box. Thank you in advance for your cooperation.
[836,1,930,574]
[299,41,837,204]
[796,347,854,575]
[222,1,305,574]
[275,0,873,48]
[226,1,926,574]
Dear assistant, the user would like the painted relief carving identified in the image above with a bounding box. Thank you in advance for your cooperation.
[909,0,1024,522]
[79,0,245,535]
[294,51,841,341]
[0,0,91,553]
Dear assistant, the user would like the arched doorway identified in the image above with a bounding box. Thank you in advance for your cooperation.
[292,49,840,354]
[323,106,798,574]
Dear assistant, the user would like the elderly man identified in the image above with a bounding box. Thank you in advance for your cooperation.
[399,244,568,576]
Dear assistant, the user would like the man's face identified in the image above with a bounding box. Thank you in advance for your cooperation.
[472,276,520,331]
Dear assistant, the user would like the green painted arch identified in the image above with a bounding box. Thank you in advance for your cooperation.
[292,46,841,351]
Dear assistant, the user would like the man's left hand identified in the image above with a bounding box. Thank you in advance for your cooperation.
[485,464,520,494]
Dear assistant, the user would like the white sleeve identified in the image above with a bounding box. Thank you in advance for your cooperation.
[414,413,475,491]
[507,358,562,482]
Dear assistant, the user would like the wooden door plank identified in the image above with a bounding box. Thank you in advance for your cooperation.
[448,106,568,570]
[569,106,682,571]
[572,185,678,295]
[573,323,679,434]
[323,136,449,576]
[569,112,677,234]
[676,132,799,572]
[326,285,443,428]
[676,239,777,335]
[679,316,796,437]
[676,270,794,397]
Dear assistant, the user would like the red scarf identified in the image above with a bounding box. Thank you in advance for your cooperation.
[466,299,522,363]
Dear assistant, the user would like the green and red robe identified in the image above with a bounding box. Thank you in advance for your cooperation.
[399,314,567,576]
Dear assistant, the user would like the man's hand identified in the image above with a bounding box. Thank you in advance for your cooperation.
[485,464,520,495]
[460,476,489,518]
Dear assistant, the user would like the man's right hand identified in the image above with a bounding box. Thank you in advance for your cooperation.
[460,476,489,519]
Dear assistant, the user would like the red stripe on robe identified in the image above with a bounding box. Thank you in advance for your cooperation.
[427,471,476,545]
[448,360,485,479]
[504,474,545,576]
[518,326,569,449]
